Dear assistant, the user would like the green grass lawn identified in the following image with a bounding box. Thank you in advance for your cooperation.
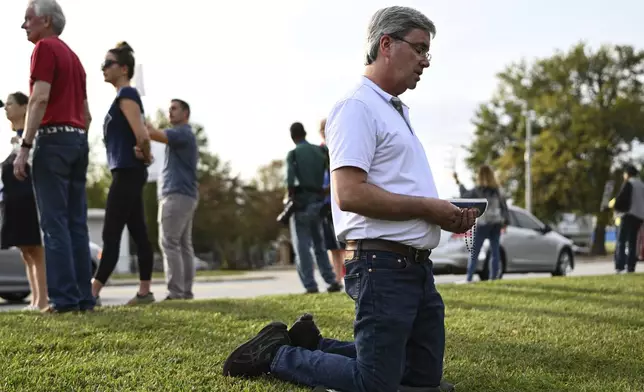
[1,274,643,392]
[109,269,245,281]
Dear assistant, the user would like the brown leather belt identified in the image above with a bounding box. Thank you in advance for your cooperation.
[345,239,431,263]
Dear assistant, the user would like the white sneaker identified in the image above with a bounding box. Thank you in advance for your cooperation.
[22,305,38,312]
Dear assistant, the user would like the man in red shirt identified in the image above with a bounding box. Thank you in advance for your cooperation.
[14,0,95,313]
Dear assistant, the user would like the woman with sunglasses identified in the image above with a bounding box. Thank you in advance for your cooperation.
[92,41,155,305]
[1,92,48,311]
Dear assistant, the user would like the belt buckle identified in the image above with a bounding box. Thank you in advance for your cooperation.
[414,249,429,263]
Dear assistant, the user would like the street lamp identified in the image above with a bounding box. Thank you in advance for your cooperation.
[523,104,534,214]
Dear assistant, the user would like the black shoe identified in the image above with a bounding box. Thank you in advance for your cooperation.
[222,321,290,377]
[327,282,343,293]
[288,313,322,351]
[306,288,320,294]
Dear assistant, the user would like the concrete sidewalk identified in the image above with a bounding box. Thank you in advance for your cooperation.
[105,254,613,287]
[106,271,276,287]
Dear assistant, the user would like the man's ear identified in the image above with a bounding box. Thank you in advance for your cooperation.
[42,15,52,30]
[380,35,395,57]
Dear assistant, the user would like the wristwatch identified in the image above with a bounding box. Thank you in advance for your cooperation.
[21,140,33,149]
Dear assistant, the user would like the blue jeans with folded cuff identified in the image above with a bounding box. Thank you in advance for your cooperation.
[270,249,446,392]
[32,131,95,312]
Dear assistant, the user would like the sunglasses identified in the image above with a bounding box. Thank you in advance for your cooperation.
[101,59,118,71]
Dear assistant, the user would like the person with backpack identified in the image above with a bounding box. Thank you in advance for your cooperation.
[453,164,510,282]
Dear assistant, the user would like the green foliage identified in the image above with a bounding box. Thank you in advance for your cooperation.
[466,43,644,254]
[150,110,287,267]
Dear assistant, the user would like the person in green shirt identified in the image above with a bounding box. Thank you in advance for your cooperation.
[286,122,341,294]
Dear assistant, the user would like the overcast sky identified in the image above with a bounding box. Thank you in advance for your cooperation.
[1,0,642,197]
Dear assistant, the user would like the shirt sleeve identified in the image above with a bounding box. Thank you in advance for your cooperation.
[30,40,56,84]
[326,98,377,173]
[116,87,141,103]
[165,128,192,148]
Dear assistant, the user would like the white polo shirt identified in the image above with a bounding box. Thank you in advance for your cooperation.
[325,76,441,250]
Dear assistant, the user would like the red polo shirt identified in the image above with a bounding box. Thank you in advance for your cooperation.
[30,37,87,129]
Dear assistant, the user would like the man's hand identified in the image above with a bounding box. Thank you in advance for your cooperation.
[13,148,30,181]
[424,198,477,233]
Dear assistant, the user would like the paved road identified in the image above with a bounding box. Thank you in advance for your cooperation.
[0,261,619,312]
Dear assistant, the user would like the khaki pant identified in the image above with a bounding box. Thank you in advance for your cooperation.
[159,193,198,299]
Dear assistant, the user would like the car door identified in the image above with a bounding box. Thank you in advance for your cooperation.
[510,210,559,270]
[499,210,535,271]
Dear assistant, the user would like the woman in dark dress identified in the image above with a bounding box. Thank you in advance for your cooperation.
[1,92,47,311]
[91,42,156,305]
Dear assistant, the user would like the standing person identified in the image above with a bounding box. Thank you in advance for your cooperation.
[2,92,47,311]
[453,165,510,282]
[14,0,95,313]
[222,6,476,392]
[613,164,644,273]
[319,118,345,283]
[285,122,341,294]
[91,42,156,305]
[144,99,199,300]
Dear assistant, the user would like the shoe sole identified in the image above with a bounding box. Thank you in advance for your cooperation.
[222,321,287,377]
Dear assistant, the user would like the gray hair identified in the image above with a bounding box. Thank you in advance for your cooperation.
[29,0,66,35]
[365,6,436,65]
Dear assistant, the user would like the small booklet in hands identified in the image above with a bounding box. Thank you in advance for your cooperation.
[447,198,488,218]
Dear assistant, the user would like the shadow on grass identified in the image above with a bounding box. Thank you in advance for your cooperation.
[446,332,644,390]
[0,295,354,353]
[447,299,644,329]
[491,275,644,297]
[460,285,644,311]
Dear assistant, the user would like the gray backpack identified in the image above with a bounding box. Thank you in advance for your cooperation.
[479,191,505,225]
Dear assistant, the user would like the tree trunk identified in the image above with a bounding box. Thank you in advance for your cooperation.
[591,209,612,256]
[590,224,606,256]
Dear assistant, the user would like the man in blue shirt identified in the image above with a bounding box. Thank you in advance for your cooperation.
[145,99,199,300]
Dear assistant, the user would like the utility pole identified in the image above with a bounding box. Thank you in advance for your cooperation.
[524,108,533,214]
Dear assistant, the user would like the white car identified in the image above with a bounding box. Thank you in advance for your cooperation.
[431,205,575,280]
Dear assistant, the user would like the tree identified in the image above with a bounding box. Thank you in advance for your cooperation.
[86,132,111,209]
[240,160,288,262]
[86,162,111,209]
[466,43,644,254]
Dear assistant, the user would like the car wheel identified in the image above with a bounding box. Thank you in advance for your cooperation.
[0,292,31,303]
[479,250,506,281]
[552,249,573,277]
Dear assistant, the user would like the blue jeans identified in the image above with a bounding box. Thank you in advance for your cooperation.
[32,131,94,311]
[289,201,337,290]
[271,250,446,392]
[466,223,502,282]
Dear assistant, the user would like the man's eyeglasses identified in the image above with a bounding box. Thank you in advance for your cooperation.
[101,59,118,71]
[391,36,432,61]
